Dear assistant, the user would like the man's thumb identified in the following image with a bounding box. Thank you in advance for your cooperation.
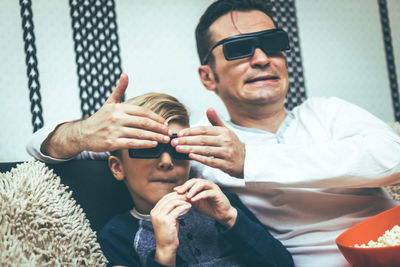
[206,108,226,127]
[106,73,129,104]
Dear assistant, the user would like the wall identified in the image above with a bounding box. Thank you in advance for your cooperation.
[0,0,399,161]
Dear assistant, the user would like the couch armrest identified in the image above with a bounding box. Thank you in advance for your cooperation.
[0,160,133,233]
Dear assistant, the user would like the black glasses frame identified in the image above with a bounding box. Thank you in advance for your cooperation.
[128,134,190,160]
[202,28,290,64]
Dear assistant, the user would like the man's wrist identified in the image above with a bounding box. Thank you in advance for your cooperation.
[41,120,84,159]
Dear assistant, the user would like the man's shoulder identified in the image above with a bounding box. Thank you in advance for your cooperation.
[295,96,350,109]
[293,96,356,116]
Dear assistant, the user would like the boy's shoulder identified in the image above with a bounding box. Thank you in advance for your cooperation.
[99,211,139,239]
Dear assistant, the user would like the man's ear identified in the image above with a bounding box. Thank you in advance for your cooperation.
[198,65,218,93]
[108,155,125,181]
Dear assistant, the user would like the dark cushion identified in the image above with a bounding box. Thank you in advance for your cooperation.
[0,160,133,234]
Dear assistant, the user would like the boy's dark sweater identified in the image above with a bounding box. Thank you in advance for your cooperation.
[99,192,294,267]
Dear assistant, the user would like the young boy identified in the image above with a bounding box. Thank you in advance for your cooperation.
[98,93,293,267]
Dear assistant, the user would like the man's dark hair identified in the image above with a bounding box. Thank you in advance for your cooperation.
[195,0,275,66]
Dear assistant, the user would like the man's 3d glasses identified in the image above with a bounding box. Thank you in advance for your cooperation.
[128,134,190,160]
[202,28,290,64]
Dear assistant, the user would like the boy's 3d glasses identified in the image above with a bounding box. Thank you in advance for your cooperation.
[202,28,290,64]
[128,134,190,160]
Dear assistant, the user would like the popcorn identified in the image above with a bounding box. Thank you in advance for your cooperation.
[354,225,400,248]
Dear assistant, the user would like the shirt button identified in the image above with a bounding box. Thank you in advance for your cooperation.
[194,248,201,256]
[187,233,193,240]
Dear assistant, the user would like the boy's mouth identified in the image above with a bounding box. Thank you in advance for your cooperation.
[150,179,178,184]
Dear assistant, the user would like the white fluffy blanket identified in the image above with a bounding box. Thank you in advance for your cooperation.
[0,160,107,266]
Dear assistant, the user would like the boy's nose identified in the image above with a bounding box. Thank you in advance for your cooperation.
[158,152,174,170]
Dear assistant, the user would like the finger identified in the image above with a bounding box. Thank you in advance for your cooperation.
[123,105,168,127]
[174,179,198,194]
[177,125,221,137]
[189,153,227,169]
[106,73,128,104]
[158,191,187,203]
[108,138,158,151]
[153,194,188,214]
[171,135,221,147]
[151,201,190,221]
[190,189,215,202]
[176,145,226,158]
[174,178,212,196]
[121,124,171,144]
[168,203,192,219]
[184,180,210,199]
[206,108,226,127]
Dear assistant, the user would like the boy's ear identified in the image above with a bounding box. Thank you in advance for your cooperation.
[198,65,218,93]
[108,155,125,181]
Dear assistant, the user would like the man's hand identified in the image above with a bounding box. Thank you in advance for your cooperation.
[41,73,171,159]
[78,73,171,152]
[150,192,192,267]
[174,178,237,228]
[172,108,245,178]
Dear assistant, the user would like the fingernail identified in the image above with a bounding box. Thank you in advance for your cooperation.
[168,129,173,136]
[172,139,178,146]
[164,136,170,142]
[152,141,158,146]
[178,130,184,137]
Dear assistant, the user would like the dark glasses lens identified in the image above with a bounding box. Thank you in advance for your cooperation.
[128,146,162,159]
[220,29,290,61]
[168,147,190,160]
[128,134,190,160]
[223,38,254,60]
[259,31,289,53]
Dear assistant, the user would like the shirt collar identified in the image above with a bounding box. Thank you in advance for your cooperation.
[226,109,294,135]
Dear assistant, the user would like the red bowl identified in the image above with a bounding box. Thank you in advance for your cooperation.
[336,205,400,267]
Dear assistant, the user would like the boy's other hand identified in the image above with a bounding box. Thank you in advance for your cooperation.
[174,179,237,228]
[150,192,191,266]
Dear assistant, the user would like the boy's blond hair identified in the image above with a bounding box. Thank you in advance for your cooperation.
[110,92,190,157]
[125,92,190,126]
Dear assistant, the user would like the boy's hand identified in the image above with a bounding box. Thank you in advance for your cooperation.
[174,179,237,228]
[150,192,191,267]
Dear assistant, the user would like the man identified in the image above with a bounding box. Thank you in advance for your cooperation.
[27,0,400,266]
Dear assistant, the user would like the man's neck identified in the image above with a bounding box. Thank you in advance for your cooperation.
[228,104,287,133]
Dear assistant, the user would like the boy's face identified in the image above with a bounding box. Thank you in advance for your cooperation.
[110,122,190,213]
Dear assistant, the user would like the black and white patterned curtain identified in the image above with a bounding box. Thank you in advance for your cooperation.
[19,0,44,133]
[69,0,123,118]
[271,0,307,110]
[18,0,399,133]
[378,0,400,121]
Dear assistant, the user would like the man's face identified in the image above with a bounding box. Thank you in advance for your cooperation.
[207,10,289,110]
[120,122,190,213]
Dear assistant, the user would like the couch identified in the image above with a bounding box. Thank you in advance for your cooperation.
[0,159,133,234]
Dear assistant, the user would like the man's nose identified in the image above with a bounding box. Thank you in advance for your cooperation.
[158,152,174,170]
[250,47,271,67]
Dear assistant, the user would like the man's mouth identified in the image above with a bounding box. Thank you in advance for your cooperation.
[245,75,280,84]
